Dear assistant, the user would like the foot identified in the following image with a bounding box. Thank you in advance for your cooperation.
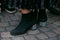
[39,22,47,27]
[10,11,36,36]
[5,8,16,13]
[31,24,37,30]
[10,19,36,36]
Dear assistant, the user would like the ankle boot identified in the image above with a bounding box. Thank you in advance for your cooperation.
[31,9,38,30]
[5,0,16,13]
[10,11,37,35]
[38,9,47,27]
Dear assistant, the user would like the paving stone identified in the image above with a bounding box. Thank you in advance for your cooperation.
[1,32,27,38]
[10,16,20,21]
[1,38,11,40]
[12,37,25,40]
[0,16,3,22]
[46,37,58,40]
[0,15,3,18]
[47,12,56,18]
[1,17,9,23]
[52,16,60,21]
[27,30,40,35]
[47,24,59,29]
[45,31,57,37]
[39,27,51,32]
[0,27,6,32]
[24,35,37,40]
[6,26,16,31]
[2,15,11,22]
[0,18,1,22]
[47,18,56,24]
[0,23,9,27]
[58,36,60,39]
[53,21,60,26]
[36,33,48,40]
[53,28,60,34]
[56,28,60,31]
[5,13,15,17]
[1,32,14,37]
[47,15,60,24]
[15,12,22,16]
[9,21,19,26]
[47,14,53,18]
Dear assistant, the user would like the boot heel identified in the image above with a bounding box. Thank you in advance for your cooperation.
[31,22,47,30]
[39,22,47,27]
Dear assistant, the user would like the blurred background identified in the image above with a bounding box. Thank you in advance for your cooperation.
[0,0,60,40]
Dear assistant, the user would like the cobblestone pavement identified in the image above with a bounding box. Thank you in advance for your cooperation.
[0,10,60,40]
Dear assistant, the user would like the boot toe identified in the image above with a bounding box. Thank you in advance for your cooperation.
[10,30,25,36]
[10,30,17,36]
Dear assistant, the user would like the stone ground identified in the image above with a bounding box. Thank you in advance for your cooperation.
[0,10,60,40]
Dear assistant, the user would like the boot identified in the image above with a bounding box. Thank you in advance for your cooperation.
[38,9,47,27]
[31,9,38,30]
[5,8,16,13]
[10,11,37,35]
[5,0,16,13]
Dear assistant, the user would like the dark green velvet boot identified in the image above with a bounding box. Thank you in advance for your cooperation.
[38,9,47,27]
[10,11,37,35]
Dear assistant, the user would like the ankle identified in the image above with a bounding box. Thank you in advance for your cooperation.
[20,9,31,14]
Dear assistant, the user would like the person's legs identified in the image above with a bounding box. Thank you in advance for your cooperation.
[38,9,47,27]
[37,0,47,27]
[10,9,37,35]
[31,9,38,30]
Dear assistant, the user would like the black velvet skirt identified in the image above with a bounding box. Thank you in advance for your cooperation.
[16,0,46,9]
[2,0,46,10]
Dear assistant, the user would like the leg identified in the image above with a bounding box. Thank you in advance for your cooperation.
[38,0,47,27]
[38,9,47,27]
